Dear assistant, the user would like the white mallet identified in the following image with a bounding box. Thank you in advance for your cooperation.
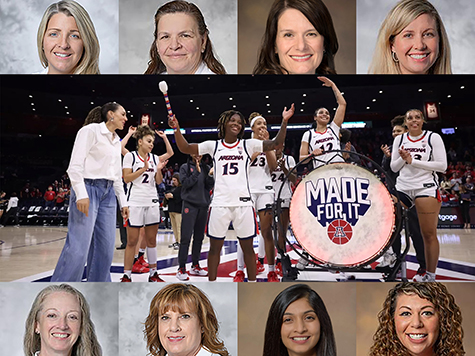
[158,81,173,117]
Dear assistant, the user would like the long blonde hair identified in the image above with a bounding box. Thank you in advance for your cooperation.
[369,0,451,74]
[24,284,102,356]
[37,0,100,74]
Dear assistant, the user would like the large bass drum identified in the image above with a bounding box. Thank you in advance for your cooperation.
[289,162,397,268]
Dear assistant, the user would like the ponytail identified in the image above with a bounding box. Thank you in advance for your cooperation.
[83,102,121,126]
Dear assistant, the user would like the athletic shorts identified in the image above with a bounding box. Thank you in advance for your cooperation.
[395,186,441,208]
[277,197,291,209]
[128,205,160,228]
[251,192,274,211]
[206,206,258,239]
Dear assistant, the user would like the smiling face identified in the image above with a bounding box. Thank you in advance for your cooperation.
[275,8,325,75]
[394,293,439,356]
[156,12,206,74]
[139,135,154,154]
[280,298,321,356]
[43,12,84,74]
[314,107,330,127]
[225,114,244,139]
[251,117,267,137]
[35,291,81,355]
[109,105,128,131]
[158,307,202,356]
[391,13,439,74]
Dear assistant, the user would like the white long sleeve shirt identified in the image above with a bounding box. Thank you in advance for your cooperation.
[67,122,127,208]
[390,130,447,191]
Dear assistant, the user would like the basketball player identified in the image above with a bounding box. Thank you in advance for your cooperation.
[168,104,294,281]
[299,76,346,169]
[121,123,174,273]
[391,109,447,282]
[121,125,171,282]
[380,116,427,279]
[235,113,279,282]
[297,76,346,274]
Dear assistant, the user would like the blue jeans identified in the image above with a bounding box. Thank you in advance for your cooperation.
[51,179,117,282]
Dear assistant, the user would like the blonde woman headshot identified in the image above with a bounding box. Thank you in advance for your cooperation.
[358,0,475,74]
[0,283,118,356]
[0,0,119,74]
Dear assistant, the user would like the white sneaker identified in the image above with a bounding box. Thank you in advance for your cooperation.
[413,273,435,282]
[176,268,189,281]
[189,265,208,276]
[296,253,309,270]
[379,251,397,267]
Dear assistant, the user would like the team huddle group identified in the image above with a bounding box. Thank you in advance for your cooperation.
[49,76,447,283]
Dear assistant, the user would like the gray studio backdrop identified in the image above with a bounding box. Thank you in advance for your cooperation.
[119,0,237,74]
[0,283,119,356]
[119,283,238,356]
[357,0,475,74]
[0,0,119,74]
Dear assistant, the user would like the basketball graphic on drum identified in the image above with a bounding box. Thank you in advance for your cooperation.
[290,163,396,268]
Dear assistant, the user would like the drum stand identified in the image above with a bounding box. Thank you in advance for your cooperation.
[272,150,408,282]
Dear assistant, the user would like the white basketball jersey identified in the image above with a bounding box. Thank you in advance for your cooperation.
[302,121,343,169]
[249,152,274,194]
[395,131,440,190]
[199,139,262,207]
[271,154,296,201]
[123,151,159,206]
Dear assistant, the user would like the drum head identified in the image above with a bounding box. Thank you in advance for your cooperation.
[290,163,395,268]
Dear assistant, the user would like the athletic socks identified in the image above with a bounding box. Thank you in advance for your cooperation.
[124,270,132,278]
[268,264,275,272]
[138,249,146,258]
[147,246,157,267]
[149,267,157,276]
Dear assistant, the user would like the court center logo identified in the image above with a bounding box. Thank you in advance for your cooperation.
[305,177,371,245]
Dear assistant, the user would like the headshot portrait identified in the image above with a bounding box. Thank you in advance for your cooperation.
[357,282,475,356]
[119,0,237,74]
[119,283,237,356]
[357,0,475,74]
[238,0,356,74]
[0,283,119,356]
[0,0,119,74]
[238,282,356,356]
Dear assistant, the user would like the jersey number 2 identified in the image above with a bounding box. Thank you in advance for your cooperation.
[142,174,150,184]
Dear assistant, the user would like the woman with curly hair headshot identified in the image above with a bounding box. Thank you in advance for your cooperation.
[369,282,465,356]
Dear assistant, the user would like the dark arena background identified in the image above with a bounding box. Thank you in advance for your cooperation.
[1,75,474,227]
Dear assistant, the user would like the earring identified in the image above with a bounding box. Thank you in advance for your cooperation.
[391,51,399,63]
[110,116,114,121]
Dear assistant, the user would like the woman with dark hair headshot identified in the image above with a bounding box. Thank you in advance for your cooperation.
[24,284,102,356]
[370,282,465,356]
[36,0,100,74]
[144,0,226,74]
[51,102,129,282]
[144,283,229,356]
[253,0,338,75]
[263,284,337,356]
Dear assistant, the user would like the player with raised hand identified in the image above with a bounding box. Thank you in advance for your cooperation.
[168,103,294,282]
[299,76,346,169]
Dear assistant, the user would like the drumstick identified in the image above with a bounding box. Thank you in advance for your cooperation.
[158,81,173,116]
